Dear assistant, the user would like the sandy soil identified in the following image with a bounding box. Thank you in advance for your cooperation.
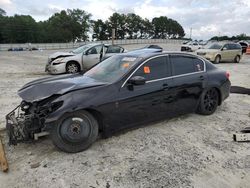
[0,43,249,188]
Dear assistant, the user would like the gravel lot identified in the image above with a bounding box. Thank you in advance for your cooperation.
[0,43,249,188]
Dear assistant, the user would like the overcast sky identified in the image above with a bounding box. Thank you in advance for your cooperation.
[1,0,250,39]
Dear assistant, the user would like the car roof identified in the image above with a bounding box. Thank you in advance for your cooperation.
[120,50,201,60]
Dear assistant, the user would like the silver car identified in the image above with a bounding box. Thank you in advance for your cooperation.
[45,43,125,74]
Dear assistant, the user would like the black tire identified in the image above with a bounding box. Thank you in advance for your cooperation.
[66,62,80,74]
[234,55,240,63]
[51,110,99,153]
[214,55,221,64]
[197,88,219,115]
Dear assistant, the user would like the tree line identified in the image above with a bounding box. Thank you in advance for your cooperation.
[210,34,250,41]
[0,8,185,43]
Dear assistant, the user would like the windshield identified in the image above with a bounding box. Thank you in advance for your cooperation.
[85,55,141,83]
[208,43,222,49]
[72,44,96,54]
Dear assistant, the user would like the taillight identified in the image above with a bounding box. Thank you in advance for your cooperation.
[226,71,230,79]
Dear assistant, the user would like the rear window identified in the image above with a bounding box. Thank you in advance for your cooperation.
[171,56,204,76]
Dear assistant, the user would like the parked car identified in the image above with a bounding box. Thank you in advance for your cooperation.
[45,43,125,74]
[196,42,242,63]
[6,51,231,153]
[8,47,24,51]
[143,44,163,50]
[237,40,249,53]
[181,41,202,52]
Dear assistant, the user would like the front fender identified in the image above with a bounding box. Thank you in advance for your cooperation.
[44,88,103,125]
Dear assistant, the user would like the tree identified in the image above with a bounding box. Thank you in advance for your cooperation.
[125,13,141,39]
[92,19,108,40]
[108,13,126,39]
[0,9,186,43]
[0,8,6,16]
[67,9,92,41]
[152,16,185,39]
[0,15,38,43]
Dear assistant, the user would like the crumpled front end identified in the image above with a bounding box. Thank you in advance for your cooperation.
[6,98,63,145]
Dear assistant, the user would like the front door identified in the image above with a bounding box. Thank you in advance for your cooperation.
[83,45,103,69]
[221,44,232,61]
[108,56,170,133]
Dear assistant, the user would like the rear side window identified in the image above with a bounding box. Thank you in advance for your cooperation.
[193,58,204,72]
[228,44,237,50]
[171,56,204,76]
[106,46,124,53]
[133,56,167,81]
[234,44,242,50]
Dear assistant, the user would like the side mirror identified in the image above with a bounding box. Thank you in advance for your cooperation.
[128,76,146,85]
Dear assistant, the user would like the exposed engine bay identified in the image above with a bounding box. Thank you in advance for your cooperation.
[6,98,63,145]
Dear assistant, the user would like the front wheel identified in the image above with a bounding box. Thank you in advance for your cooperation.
[197,88,219,115]
[51,110,99,153]
[66,62,80,74]
[234,55,240,63]
[214,55,221,64]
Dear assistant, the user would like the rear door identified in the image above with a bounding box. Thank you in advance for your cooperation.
[168,55,207,115]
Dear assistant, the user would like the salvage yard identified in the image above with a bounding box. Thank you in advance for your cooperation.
[0,43,250,188]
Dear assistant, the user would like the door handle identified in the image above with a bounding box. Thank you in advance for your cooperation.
[199,75,205,80]
[162,83,169,90]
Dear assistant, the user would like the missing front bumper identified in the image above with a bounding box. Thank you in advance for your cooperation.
[6,105,26,145]
[6,105,49,145]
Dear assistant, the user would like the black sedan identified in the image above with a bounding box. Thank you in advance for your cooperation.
[6,51,231,153]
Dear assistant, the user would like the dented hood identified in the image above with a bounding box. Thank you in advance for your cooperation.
[18,74,107,102]
[49,51,74,59]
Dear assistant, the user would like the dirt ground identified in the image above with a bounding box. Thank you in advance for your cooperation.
[0,43,249,188]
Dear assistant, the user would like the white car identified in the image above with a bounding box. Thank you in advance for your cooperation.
[181,41,202,52]
[45,43,125,74]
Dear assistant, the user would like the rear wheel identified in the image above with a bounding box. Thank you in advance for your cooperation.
[197,88,219,115]
[51,110,99,153]
[234,55,240,63]
[214,55,221,64]
[66,62,80,74]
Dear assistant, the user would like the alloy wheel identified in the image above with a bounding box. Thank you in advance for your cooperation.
[203,88,218,112]
[67,63,79,73]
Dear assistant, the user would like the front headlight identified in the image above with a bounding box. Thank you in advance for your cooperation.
[52,57,65,64]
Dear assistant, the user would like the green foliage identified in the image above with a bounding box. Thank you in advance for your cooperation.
[210,34,250,41]
[0,8,185,43]
[152,16,185,38]
[0,15,38,43]
[92,19,108,40]
[0,8,6,16]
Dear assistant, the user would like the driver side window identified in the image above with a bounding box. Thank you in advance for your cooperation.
[223,44,229,50]
[88,45,102,54]
[133,56,167,81]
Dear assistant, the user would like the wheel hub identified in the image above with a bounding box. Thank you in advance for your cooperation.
[60,116,91,143]
[70,123,81,135]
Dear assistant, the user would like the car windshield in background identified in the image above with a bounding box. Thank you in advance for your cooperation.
[72,44,95,54]
[208,43,222,49]
[85,55,140,83]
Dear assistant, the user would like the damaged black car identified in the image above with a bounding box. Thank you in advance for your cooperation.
[6,51,231,153]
